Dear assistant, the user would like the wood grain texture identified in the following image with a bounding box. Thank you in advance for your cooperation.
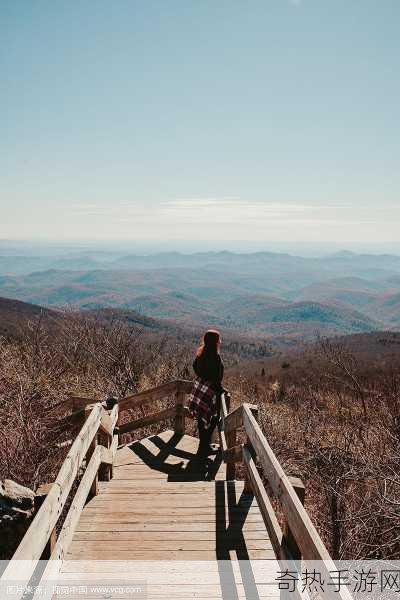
[242,405,353,600]
[242,445,284,559]
[63,431,274,566]
[119,406,176,434]
[118,380,179,413]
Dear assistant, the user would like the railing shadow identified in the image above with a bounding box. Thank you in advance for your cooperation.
[215,480,261,600]
[126,431,223,481]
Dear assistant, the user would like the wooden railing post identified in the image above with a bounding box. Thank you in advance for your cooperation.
[83,405,99,497]
[244,404,259,494]
[98,432,112,481]
[35,485,57,559]
[110,434,118,480]
[42,524,57,559]
[284,476,306,560]
[175,382,185,436]
[225,393,236,480]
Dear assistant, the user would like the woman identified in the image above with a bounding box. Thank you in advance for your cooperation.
[188,329,224,455]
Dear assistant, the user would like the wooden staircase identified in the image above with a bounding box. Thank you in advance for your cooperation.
[1,380,353,600]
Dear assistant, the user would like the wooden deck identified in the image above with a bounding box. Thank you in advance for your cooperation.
[65,430,275,562]
[2,381,352,600]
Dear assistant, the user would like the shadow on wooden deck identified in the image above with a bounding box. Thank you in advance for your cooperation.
[127,431,224,481]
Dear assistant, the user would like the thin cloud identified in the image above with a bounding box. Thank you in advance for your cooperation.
[65,200,400,239]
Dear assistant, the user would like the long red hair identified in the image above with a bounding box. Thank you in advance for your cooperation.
[196,329,221,357]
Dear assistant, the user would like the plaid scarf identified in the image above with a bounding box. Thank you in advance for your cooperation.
[188,378,218,425]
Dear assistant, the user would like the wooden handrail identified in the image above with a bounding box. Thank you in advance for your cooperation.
[2,401,119,597]
[223,402,258,434]
[99,407,114,437]
[2,379,196,597]
[51,444,103,561]
[118,379,192,413]
[110,402,119,430]
[117,379,193,434]
[242,445,285,557]
[119,406,176,434]
[242,403,331,560]
[116,379,195,435]
[58,380,193,433]
[218,392,229,454]
[221,401,352,600]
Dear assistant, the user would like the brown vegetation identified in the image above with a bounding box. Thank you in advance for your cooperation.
[226,337,400,559]
[0,311,191,492]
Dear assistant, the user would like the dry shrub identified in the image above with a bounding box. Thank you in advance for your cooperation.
[225,341,400,560]
[0,311,191,490]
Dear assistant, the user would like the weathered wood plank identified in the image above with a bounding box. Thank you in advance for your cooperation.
[68,539,273,552]
[85,407,98,497]
[77,512,265,523]
[174,389,185,435]
[93,495,247,505]
[101,434,119,467]
[90,495,254,507]
[119,406,176,434]
[51,446,103,561]
[224,443,242,464]
[118,381,179,413]
[72,530,270,541]
[66,548,276,560]
[285,476,306,560]
[223,404,243,434]
[75,520,267,532]
[224,394,237,480]
[1,403,104,592]
[60,560,278,574]
[242,445,285,559]
[99,406,113,437]
[99,485,244,495]
[218,393,228,455]
[83,505,260,515]
[109,403,119,430]
[99,480,244,491]
[243,404,328,560]
[223,402,258,435]
[242,404,353,600]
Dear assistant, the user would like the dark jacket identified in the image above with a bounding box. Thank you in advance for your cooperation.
[193,352,224,391]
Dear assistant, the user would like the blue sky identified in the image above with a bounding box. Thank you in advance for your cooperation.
[1,0,399,249]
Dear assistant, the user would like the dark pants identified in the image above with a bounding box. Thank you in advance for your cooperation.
[197,391,222,454]
[197,415,219,453]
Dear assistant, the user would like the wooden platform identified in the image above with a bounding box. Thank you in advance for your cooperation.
[60,430,278,598]
[3,382,351,600]
[65,430,275,561]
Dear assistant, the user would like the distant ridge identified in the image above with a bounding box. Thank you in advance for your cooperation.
[0,296,59,338]
[0,247,400,342]
[2,247,400,276]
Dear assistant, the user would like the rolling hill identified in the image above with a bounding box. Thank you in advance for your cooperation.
[0,248,399,342]
[0,297,59,338]
[366,292,400,328]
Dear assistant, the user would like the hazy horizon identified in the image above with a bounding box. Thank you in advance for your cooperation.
[2,237,400,259]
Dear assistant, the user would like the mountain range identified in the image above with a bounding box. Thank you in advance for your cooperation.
[1,247,400,342]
